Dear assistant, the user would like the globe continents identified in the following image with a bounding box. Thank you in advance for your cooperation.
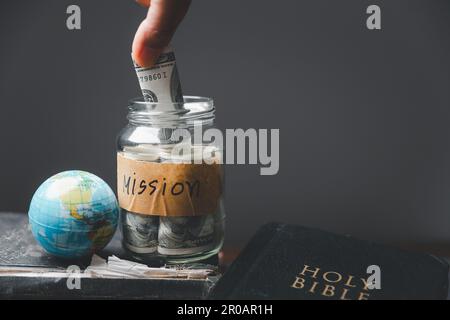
[28,171,119,259]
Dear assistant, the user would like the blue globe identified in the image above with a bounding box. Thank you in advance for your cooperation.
[28,171,119,259]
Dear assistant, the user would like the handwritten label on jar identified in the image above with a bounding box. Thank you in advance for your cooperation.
[117,153,222,216]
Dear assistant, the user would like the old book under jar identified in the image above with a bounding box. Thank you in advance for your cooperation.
[117,96,225,264]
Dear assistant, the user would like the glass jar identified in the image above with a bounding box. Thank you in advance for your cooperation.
[117,96,225,265]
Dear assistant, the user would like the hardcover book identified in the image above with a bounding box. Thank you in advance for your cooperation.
[0,212,218,299]
[210,223,450,300]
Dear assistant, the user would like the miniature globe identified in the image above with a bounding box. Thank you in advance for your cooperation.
[28,171,119,259]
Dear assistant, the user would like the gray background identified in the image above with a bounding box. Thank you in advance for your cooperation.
[1,0,450,249]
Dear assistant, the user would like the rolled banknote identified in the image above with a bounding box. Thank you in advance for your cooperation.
[158,215,216,256]
[121,210,159,254]
[133,46,184,143]
[133,46,184,105]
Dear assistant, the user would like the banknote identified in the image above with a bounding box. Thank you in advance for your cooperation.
[133,47,184,105]
[158,215,217,256]
[121,210,159,254]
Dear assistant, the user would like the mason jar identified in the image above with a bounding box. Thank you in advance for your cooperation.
[117,96,225,264]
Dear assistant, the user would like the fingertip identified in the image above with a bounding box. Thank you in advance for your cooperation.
[133,46,161,68]
[132,20,165,68]
[135,0,150,8]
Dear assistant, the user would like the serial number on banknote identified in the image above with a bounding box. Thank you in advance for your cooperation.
[139,72,168,83]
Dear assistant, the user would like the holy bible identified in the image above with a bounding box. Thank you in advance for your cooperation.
[210,223,449,300]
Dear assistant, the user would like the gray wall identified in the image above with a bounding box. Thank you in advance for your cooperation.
[1,0,450,248]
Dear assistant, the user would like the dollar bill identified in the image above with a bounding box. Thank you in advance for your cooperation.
[158,215,217,256]
[133,46,184,105]
[121,210,159,254]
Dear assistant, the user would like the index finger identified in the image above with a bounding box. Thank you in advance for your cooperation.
[132,0,191,67]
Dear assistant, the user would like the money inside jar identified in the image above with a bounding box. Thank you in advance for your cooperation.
[118,47,225,264]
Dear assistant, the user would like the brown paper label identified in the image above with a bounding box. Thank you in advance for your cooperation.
[117,153,222,216]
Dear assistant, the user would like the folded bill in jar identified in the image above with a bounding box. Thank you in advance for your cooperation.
[133,46,184,105]
[158,215,217,256]
[121,211,159,254]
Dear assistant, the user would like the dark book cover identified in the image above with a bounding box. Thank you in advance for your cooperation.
[0,212,218,299]
[210,223,450,300]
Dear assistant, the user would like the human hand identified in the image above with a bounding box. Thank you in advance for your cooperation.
[132,0,192,68]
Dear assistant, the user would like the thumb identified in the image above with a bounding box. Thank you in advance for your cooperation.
[132,0,191,68]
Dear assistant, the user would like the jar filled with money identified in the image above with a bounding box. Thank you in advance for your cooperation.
[117,48,225,264]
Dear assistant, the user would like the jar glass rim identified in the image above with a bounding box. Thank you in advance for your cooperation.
[127,96,215,126]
